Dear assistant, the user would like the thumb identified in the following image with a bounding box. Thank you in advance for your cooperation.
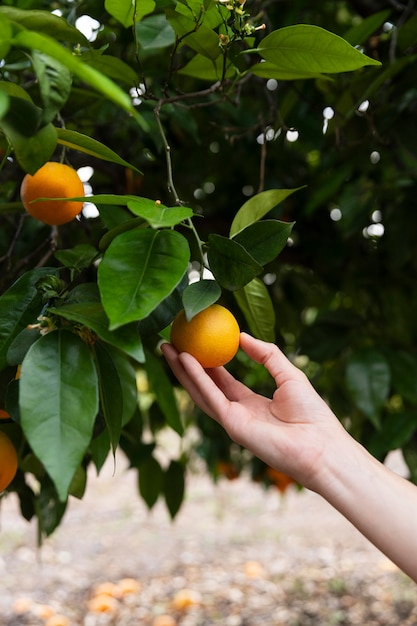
[239,332,305,387]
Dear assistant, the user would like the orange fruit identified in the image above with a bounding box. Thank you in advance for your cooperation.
[265,467,296,493]
[171,588,202,611]
[0,409,10,420]
[20,161,85,225]
[0,431,18,492]
[152,616,177,626]
[170,304,240,368]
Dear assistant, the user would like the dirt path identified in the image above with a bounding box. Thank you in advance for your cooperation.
[0,454,416,625]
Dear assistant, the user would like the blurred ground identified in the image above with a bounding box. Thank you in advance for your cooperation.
[0,452,416,626]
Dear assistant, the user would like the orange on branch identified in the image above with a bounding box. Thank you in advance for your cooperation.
[20,161,85,226]
[0,431,18,492]
[170,304,240,368]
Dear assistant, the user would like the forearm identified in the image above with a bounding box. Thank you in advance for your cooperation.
[317,435,417,582]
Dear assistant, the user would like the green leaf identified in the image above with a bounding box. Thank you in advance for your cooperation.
[0,268,59,371]
[48,302,145,363]
[234,278,276,342]
[0,7,88,44]
[0,14,12,59]
[250,62,324,81]
[182,279,222,321]
[178,53,237,81]
[388,350,417,404]
[345,349,391,429]
[230,188,302,236]
[403,444,417,484]
[138,272,188,336]
[90,428,111,474]
[164,460,185,519]
[258,25,381,74]
[104,0,135,28]
[12,30,146,127]
[94,343,131,453]
[343,10,391,46]
[166,9,221,60]
[80,51,138,85]
[369,411,417,459]
[56,129,142,173]
[0,90,9,120]
[232,220,294,266]
[207,234,263,291]
[98,229,190,329]
[31,52,72,125]
[136,14,175,51]
[0,96,57,173]
[144,348,183,435]
[37,478,68,538]
[7,327,41,366]
[19,330,99,501]
[128,198,194,227]
[14,123,57,174]
[54,244,98,272]
[138,455,164,509]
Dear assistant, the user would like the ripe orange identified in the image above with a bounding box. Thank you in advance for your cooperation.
[20,161,85,225]
[170,304,240,368]
[265,466,296,493]
[0,409,10,419]
[0,431,18,492]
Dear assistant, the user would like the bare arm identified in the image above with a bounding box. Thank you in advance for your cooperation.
[162,332,417,582]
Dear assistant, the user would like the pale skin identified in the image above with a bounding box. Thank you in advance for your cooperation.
[161,332,417,583]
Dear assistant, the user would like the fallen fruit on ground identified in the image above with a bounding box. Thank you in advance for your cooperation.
[20,161,85,225]
[170,304,240,368]
[0,431,18,492]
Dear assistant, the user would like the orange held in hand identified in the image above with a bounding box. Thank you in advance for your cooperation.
[0,431,18,492]
[20,161,85,225]
[170,304,240,368]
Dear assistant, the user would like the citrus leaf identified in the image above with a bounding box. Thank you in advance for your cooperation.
[234,278,276,342]
[98,229,190,329]
[230,188,302,236]
[182,280,222,321]
[56,129,142,173]
[0,6,88,44]
[250,62,324,81]
[19,330,99,501]
[12,30,147,128]
[0,267,59,371]
[343,9,391,46]
[345,348,391,429]
[164,460,185,519]
[0,95,58,173]
[258,25,381,74]
[80,51,138,85]
[48,302,145,363]
[128,197,194,227]
[135,14,175,51]
[93,343,124,454]
[0,14,12,59]
[138,272,188,336]
[207,234,263,291]
[144,347,183,435]
[179,53,237,81]
[232,220,294,266]
[166,9,221,60]
[138,455,164,509]
[31,52,72,125]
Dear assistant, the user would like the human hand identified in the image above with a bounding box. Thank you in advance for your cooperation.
[161,332,348,492]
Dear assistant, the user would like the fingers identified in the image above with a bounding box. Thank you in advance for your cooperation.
[239,332,306,387]
[161,342,232,422]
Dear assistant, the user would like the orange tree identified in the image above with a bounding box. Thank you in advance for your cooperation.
[0,0,416,539]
